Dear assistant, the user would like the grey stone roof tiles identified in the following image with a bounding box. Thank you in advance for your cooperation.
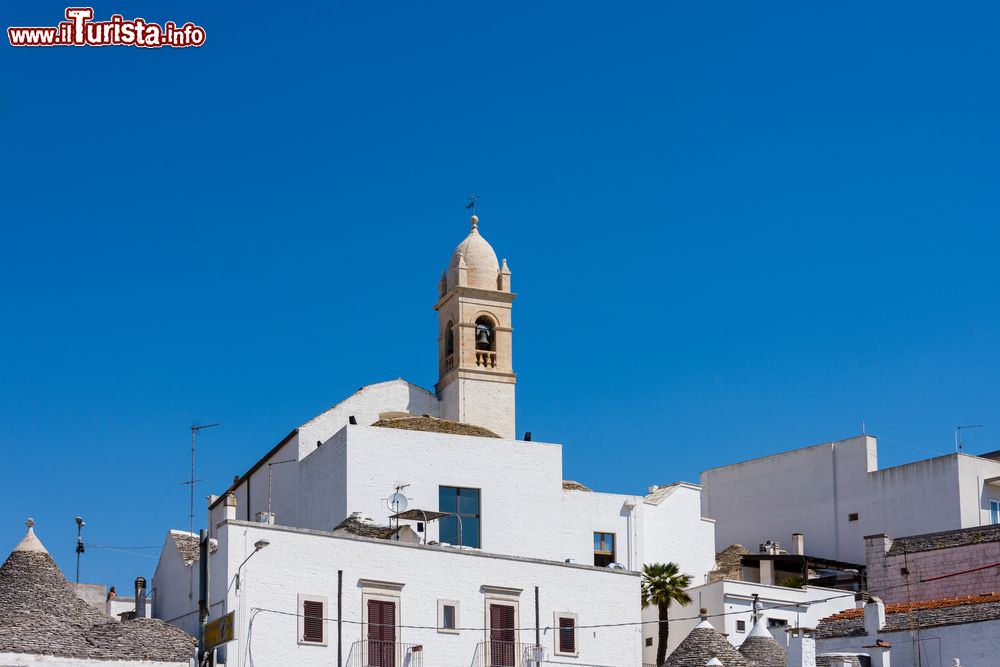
[665,623,751,667]
[371,415,500,438]
[739,636,787,667]
[0,537,195,662]
[170,531,217,565]
[885,524,1000,555]
[334,516,400,539]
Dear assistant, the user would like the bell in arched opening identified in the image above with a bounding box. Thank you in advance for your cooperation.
[475,317,494,351]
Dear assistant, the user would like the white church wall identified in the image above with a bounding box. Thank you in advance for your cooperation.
[297,379,441,459]
[338,425,565,559]
[557,489,639,569]
[217,520,641,667]
[641,484,717,586]
[297,426,349,532]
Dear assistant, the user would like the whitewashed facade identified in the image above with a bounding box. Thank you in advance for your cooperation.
[152,215,719,665]
[667,580,855,656]
[701,434,1000,564]
[213,520,641,666]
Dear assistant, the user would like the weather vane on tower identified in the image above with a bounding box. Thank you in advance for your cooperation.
[465,193,479,216]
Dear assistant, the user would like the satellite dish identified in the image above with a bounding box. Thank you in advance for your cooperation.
[387,492,409,513]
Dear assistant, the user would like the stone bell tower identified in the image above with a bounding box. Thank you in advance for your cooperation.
[434,214,516,439]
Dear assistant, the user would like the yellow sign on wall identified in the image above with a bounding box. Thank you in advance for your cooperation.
[204,611,236,649]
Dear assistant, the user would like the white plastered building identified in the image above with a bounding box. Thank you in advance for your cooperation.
[152,214,718,666]
[701,434,1000,564]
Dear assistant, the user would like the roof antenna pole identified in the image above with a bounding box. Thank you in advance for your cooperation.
[186,424,220,535]
[955,424,982,453]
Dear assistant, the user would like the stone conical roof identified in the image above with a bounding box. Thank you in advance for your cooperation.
[0,520,195,662]
[665,619,751,667]
[738,616,787,667]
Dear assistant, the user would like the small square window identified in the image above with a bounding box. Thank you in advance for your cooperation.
[553,612,578,656]
[645,637,653,647]
[848,512,859,522]
[437,599,459,634]
[593,532,616,567]
[900,567,909,576]
[297,594,328,645]
[736,620,746,632]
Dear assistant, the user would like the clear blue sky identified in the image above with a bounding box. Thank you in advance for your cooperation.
[2,1,998,592]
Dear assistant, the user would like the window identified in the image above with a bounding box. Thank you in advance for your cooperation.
[445,321,455,356]
[437,599,459,634]
[297,594,328,645]
[593,532,616,567]
[991,500,1000,525]
[439,486,481,548]
[767,618,788,629]
[475,317,495,351]
[736,620,746,633]
[553,612,578,656]
[645,637,653,647]
[848,512,859,522]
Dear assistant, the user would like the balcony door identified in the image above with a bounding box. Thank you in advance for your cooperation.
[489,603,516,667]
[367,599,396,667]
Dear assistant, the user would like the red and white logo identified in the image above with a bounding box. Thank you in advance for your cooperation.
[8,7,206,48]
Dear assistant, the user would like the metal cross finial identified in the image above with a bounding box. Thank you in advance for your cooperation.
[26,518,34,528]
[465,194,480,216]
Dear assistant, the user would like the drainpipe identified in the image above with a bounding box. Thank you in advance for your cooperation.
[337,570,343,667]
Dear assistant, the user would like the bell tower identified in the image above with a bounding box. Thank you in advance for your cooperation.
[435,214,516,439]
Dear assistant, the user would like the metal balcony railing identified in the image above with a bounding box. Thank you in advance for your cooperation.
[345,640,424,667]
[470,641,545,667]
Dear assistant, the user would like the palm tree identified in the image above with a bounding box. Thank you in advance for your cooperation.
[641,562,693,666]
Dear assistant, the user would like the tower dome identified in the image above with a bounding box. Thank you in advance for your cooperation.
[447,215,500,291]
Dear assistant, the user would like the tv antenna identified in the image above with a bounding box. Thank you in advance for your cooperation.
[954,424,982,452]
[387,484,410,529]
[182,423,220,535]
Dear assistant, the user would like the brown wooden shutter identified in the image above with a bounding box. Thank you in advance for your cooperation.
[559,616,576,653]
[303,600,324,643]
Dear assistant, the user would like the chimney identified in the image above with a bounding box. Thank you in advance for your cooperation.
[792,532,805,556]
[864,597,886,636]
[223,492,237,522]
[760,558,775,586]
[134,576,147,618]
[786,627,816,667]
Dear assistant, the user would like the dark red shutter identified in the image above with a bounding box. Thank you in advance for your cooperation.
[489,604,516,667]
[368,600,396,666]
[559,617,576,653]
[302,600,323,643]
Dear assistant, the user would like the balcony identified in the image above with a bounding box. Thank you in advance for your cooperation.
[346,640,424,667]
[475,350,497,368]
[444,353,455,373]
[471,641,545,667]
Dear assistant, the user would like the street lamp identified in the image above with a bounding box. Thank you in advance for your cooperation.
[74,517,85,584]
[235,539,270,593]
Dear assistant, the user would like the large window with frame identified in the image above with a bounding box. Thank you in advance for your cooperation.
[438,486,481,548]
[991,500,1000,525]
[593,532,616,567]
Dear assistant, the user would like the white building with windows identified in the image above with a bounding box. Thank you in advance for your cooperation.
[152,214,718,665]
[701,434,1000,564]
